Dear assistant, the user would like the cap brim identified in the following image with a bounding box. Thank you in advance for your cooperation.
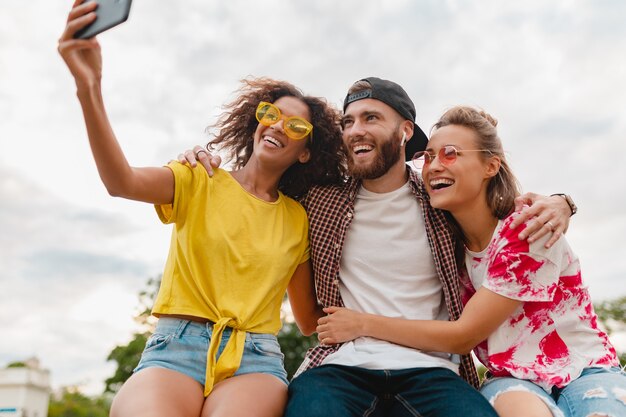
[404,124,428,161]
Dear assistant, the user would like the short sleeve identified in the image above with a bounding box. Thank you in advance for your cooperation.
[483,217,561,302]
[299,243,310,264]
[155,161,210,224]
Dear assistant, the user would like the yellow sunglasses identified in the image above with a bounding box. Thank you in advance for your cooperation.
[255,101,313,140]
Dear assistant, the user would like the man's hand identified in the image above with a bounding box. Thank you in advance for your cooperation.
[177,145,222,177]
[510,192,572,248]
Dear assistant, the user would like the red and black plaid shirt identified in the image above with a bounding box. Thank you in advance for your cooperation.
[297,167,480,388]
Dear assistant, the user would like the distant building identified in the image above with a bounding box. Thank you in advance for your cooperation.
[0,358,50,417]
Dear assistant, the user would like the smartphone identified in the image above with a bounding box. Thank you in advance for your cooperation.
[74,0,133,39]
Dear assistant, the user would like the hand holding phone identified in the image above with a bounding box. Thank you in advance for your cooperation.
[73,0,133,39]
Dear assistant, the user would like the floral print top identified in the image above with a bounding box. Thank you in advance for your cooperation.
[462,214,618,391]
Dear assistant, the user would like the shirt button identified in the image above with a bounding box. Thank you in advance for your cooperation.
[333,279,339,285]
[346,212,353,219]
[334,243,340,249]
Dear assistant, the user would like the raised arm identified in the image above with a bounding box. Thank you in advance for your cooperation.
[58,1,173,204]
[317,288,521,354]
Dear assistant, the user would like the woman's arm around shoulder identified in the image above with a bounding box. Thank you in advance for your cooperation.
[317,288,521,354]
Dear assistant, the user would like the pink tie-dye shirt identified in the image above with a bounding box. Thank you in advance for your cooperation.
[462,214,618,391]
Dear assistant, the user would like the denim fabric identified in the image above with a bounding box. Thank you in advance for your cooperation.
[480,366,626,417]
[134,317,288,386]
[285,364,497,417]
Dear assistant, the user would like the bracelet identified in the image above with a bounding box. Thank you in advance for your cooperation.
[551,193,577,216]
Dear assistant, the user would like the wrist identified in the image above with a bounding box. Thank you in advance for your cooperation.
[76,78,102,97]
[76,80,104,110]
[359,312,371,338]
[551,193,577,216]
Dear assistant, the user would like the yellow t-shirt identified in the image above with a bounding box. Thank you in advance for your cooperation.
[154,163,309,395]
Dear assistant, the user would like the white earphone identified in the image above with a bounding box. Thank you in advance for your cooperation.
[401,131,407,146]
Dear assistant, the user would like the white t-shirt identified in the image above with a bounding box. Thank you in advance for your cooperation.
[322,182,459,372]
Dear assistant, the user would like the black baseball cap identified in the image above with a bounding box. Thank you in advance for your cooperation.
[343,77,428,161]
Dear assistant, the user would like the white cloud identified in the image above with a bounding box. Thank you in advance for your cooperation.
[0,168,167,394]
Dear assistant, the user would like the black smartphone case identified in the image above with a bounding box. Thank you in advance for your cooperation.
[74,0,133,39]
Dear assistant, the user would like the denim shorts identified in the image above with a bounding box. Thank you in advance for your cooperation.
[480,366,626,417]
[134,317,288,386]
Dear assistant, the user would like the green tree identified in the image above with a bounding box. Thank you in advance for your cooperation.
[48,388,110,417]
[6,361,26,368]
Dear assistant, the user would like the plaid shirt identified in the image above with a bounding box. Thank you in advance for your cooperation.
[297,166,480,388]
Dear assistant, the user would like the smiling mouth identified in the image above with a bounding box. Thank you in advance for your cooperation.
[263,135,283,148]
[429,178,454,190]
[352,143,374,155]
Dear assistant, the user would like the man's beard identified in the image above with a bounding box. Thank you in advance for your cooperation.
[346,129,403,180]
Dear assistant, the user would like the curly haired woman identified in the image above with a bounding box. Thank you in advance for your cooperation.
[58,2,345,416]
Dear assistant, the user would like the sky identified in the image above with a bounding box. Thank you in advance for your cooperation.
[1,0,625,396]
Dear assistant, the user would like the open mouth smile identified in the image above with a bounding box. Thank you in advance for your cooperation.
[352,143,374,156]
[262,135,284,148]
[429,178,454,190]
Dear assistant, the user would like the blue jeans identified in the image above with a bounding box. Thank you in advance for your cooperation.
[480,367,626,417]
[285,364,497,417]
